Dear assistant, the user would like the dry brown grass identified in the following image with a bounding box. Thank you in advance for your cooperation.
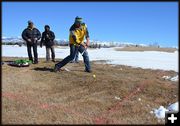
[115,46,178,53]
[2,57,178,124]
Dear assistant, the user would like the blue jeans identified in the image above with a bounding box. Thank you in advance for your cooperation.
[55,44,91,71]
[71,51,79,62]
[46,46,55,61]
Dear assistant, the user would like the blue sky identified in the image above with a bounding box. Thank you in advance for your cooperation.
[2,2,178,47]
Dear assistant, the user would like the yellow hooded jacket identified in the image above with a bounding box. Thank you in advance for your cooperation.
[69,23,89,45]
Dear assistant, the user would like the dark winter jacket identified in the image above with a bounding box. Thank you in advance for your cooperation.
[40,30,55,47]
[22,27,41,45]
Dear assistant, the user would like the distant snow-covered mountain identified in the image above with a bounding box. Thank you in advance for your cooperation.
[2,36,149,47]
[1,36,67,44]
[2,36,24,43]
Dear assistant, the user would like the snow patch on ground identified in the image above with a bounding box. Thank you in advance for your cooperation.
[2,45,178,72]
[153,102,179,119]
[162,75,179,82]
[154,106,169,118]
[170,75,179,82]
[114,96,121,100]
[167,102,179,111]
[162,76,171,80]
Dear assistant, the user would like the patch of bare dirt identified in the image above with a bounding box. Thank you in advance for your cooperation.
[115,47,178,53]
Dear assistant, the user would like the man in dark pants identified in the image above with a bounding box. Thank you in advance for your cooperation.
[40,25,56,62]
[22,20,41,64]
[54,16,91,72]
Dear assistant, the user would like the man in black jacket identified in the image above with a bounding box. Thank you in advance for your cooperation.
[22,20,41,64]
[40,25,56,62]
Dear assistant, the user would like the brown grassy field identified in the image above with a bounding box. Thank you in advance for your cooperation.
[115,46,178,53]
[2,57,178,124]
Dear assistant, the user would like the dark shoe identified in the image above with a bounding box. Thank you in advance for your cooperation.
[85,69,92,73]
[54,65,59,72]
[33,61,38,64]
[52,59,56,62]
[70,61,74,63]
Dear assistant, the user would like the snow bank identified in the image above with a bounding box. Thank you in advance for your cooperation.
[162,75,179,82]
[153,102,179,119]
[2,45,178,72]
[170,75,179,82]
[154,106,169,118]
[168,102,179,111]
[162,76,171,80]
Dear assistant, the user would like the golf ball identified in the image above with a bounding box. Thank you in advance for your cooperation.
[93,74,96,78]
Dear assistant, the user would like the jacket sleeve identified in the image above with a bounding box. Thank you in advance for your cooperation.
[51,31,55,41]
[69,25,77,42]
[22,29,28,41]
[40,32,45,46]
[85,24,90,39]
[36,29,41,40]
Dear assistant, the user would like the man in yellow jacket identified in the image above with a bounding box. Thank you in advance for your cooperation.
[54,16,91,72]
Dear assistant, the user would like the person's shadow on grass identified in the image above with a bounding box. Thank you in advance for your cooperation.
[33,67,54,72]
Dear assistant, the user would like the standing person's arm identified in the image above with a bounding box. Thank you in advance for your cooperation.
[37,29,41,40]
[22,29,31,42]
[40,32,45,47]
[81,24,90,48]
[34,29,41,42]
[51,31,55,41]
[85,27,90,47]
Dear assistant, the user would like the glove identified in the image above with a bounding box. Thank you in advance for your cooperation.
[34,38,38,41]
[27,39,31,42]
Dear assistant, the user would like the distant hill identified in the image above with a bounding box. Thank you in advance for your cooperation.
[2,37,24,43]
[2,36,172,49]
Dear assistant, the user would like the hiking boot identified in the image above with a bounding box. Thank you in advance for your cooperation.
[52,59,56,62]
